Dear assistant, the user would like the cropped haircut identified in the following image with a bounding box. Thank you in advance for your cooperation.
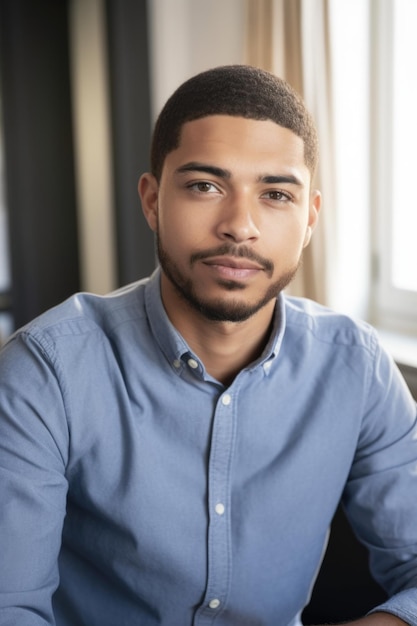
[150,65,319,181]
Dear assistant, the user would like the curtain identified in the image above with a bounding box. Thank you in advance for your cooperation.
[244,0,336,306]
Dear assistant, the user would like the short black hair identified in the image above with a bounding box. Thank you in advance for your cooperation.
[150,64,319,181]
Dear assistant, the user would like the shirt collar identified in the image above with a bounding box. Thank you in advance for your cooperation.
[245,291,286,375]
[145,269,197,375]
[144,267,287,377]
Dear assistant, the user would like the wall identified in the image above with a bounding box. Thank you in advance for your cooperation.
[148,0,246,120]
[69,0,153,292]
[69,0,116,294]
[0,0,80,327]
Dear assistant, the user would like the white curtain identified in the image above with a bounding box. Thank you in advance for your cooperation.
[244,0,337,306]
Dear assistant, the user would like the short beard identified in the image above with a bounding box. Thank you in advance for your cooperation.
[156,233,299,323]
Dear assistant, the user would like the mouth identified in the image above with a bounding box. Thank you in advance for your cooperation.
[202,256,264,280]
[203,256,264,271]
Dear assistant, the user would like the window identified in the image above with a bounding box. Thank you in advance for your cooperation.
[328,0,371,321]
[371,0,417,335]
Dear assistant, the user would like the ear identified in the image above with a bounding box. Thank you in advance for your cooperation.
[303,189,321,248]
[138,173,159,232]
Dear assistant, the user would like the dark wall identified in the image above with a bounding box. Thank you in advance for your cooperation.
[0,0,80,328]
[105,0,155,286]
[0,0,154,329]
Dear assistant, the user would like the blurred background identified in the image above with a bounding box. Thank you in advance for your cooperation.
[0,1,416,349]
[0,0,416,622]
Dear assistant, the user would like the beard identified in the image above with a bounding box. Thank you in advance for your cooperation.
[156,232,300,323]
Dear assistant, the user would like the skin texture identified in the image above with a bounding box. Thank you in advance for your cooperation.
[138,115,408,625]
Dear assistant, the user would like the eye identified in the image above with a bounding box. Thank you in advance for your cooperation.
[261,190,292,202]
[187,181,219,194]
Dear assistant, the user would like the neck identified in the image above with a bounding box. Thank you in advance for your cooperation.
[160,274,276,385]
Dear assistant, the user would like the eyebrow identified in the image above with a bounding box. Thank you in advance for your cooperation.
[260,174,303,186]
[175,162,303,186]
[175,162,231,179]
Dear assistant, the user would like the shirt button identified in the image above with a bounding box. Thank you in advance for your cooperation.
[187,358,199,369]
[221,393,231,406]
[209,598,221,609]
[173,359,181,369]
[215,503,225,515]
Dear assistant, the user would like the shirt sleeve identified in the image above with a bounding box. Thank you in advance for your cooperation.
[0,330,69,625]
[343,334,417,625]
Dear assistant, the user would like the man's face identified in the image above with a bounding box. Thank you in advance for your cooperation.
[140,115,320,323]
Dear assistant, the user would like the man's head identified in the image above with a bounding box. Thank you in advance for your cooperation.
[150,64,319,182]
[140,66,321,327]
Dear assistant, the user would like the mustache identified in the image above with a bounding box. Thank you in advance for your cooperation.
[190,244,274,275]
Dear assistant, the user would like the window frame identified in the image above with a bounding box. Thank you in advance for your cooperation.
[370,0,417,335]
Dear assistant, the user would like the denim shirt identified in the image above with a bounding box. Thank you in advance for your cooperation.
[1,268,417,626]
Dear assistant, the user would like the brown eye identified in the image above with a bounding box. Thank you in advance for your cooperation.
[187,181,218,194]
[261,190,292,202]
[197,182,213,192]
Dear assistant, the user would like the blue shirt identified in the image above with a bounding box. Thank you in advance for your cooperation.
[1,268,417,626]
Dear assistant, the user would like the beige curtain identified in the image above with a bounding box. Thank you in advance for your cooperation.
[244,0,336,306]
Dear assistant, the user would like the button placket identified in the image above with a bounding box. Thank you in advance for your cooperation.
[194,390,236,623]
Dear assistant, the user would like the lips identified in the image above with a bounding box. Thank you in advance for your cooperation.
[190,245,274,276]
[201,256,264,281]
[202,256,264,271]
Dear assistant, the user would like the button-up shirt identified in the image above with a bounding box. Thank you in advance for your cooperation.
[1,268,417,626]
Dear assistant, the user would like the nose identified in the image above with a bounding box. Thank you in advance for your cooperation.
[216,192,260,243]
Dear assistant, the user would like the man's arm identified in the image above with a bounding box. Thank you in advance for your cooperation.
[314,613,409,625]
[314,335,417,626]
[0,332,68,624]
[350,614,409,625]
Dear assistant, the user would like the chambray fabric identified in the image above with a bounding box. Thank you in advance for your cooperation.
[1,268,417,626]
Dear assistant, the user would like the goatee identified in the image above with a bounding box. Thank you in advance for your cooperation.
[156,233,300,323]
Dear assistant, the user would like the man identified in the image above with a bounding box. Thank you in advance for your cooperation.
[0,65,416,625]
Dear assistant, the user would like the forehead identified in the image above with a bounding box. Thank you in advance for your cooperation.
[165,115,308,178]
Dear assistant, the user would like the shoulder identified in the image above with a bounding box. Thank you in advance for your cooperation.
[283,295,379,356]
[6,276,152,355]
[280,296,411,421]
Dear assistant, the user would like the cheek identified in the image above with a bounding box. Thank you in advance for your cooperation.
[158,206,212,249]
[264,220,306,258]
[157,215,199,259]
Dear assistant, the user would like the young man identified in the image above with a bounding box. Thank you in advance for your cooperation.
[0,65,416,626]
